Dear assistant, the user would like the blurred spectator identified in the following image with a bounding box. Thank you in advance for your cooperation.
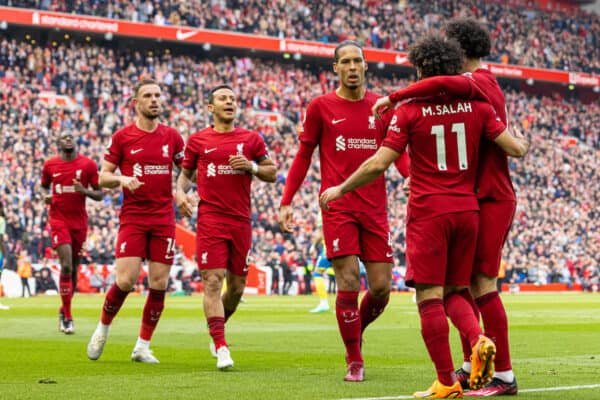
[10,0,599,72]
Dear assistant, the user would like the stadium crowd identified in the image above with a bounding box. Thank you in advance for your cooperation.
[0,35,598,293]
[5,0,599,73]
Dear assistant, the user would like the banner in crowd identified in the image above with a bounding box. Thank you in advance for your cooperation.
[0,6,598,87]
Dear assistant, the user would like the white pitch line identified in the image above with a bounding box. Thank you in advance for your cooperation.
[337,383,600,400]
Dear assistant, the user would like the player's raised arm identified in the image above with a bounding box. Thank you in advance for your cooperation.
[372,75,489,119]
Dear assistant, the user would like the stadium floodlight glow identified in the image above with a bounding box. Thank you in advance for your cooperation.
[593,86,600,93]
[0,21,7,30]
[293,53,302,61]
[104,32,113,41]
[283,53,291,59]
[526,78,534,86]
[568,84,575,90]
[377,61,385,70]
[203,43,211,51]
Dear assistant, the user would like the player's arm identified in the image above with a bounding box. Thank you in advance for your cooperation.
[99,160,143,191]
[73,181,103,201]
[278,142,316,233]
[372,75,488,119]
[320,147,400,210]
[228,155,276,182]
[176,168,196,218]
[493,130,530,158]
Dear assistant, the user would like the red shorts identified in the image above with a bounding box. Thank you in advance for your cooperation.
[474,200,516,278]
[322,210,393,263]
[196,220,252,276]
[50,220,87,258]
[405,211,478,287]
[115,223,176,265]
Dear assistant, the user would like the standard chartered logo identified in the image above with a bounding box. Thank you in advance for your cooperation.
[336,135,346,151]
[207,163,216,177]
[133,163,143,177]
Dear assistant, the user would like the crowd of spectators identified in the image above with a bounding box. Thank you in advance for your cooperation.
[0,35,598,293]
[4,0,599,73]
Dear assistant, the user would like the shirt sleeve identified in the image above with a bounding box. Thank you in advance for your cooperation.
[252,132,269,161]
[298,99,322,147]
[182,134,198,171]
[382,108,410,155]
[87,159,100,189]
[479,102,507,141]
[41,161,51,188]
[103,132,122,165]
[173,130,185,167]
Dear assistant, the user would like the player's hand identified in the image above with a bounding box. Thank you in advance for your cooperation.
[279,205,294,233]
[319,186,343,211]
[176,191,195,218]
[229,154,251,172]
[72,179,85,193]
[371,96,393,120]
[402,177,410,198]
[44,195,52,205]
[120,176,144,192]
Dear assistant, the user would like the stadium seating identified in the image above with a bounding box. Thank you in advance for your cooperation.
[6,0,599,72]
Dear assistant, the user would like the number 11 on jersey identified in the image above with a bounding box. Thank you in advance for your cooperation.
[431,122,468,171]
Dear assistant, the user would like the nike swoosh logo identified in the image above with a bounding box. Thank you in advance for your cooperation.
[165,255,174,260]
[176,29,198,41]
[130,149,143,154]
[204,148,217,154]
[343,317,359,324]
[386,252,394,258]
[52,173,61,177]
[332,118,346,124]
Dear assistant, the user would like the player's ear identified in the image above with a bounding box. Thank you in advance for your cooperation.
[364,61,368,71]
[332,62,338,74]
[207,103,214,114]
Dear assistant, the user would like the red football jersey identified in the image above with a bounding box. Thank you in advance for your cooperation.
[41,155,99,229]
[104,123,184,225]
[471,68,515,201]
[382,98,506,220]
[301,90,393,213]
[182,126,269,222]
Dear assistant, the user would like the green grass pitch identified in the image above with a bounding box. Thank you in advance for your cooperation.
[1,293,599,399]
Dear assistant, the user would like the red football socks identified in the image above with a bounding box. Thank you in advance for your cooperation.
[139,288,166,341]
[418,298,454,386]
[336,290,362,363]
[59,274,73,319]
[476,291,512,372]
[100,283,129,325]
[444,290,483,348]
[207,316,227,350]
[359,291,389,334]
[453,288,481,362]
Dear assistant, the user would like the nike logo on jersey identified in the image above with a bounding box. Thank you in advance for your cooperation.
[130,149,143,154]
[386,252,394,258]
[332,118,346,125]
[52,173,61,177]
[176,29,198,41]
[204,148,217,154]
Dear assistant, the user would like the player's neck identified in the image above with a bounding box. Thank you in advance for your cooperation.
[212,121,235,133]
[60,152,77,161]
[336,86,366,101]
[135,117,159,133]
[463,58,482,73]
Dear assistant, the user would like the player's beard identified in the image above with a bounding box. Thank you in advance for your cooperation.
[140,109,160,120]
[62,147,75,154]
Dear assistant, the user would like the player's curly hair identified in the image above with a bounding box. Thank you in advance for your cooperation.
[408,35,464,79]
[445,18,491,59]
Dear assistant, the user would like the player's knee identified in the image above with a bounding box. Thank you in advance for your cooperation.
[471,274,497,298]
[369,281,391,298]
